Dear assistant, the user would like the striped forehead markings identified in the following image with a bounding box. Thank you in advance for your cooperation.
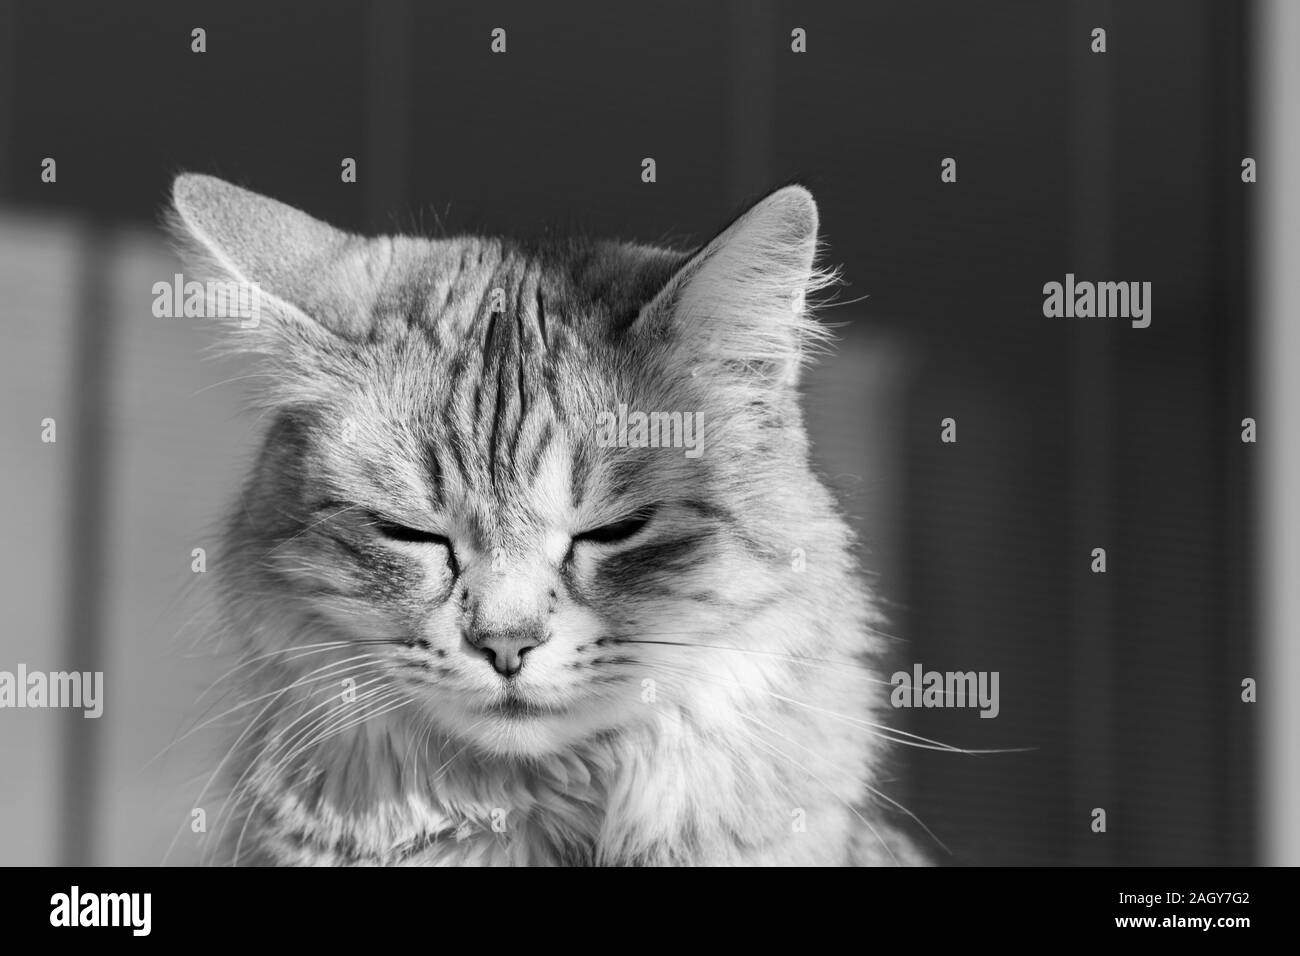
[434,255,565,498]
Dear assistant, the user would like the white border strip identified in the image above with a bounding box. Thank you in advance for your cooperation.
[1262,0,1299,867]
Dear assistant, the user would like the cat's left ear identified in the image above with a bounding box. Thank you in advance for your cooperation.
[168,173,391,341]
[631,185,833,388]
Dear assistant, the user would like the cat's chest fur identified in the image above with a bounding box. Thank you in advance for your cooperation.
[235,693,896,867]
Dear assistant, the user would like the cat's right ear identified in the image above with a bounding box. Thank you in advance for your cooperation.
[167,173,392,343]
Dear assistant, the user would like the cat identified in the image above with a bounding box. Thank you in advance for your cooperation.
[168,173,928,866]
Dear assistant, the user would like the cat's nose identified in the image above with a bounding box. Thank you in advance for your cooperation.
[467,625,544,677]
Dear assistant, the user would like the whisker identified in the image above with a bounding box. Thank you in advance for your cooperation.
[737,708,950,856]
[214,680,399,857]
[162,655,383,865]
[150,654,385,768]
[230,690,413,865]
[731,721,900,866]
[615,637,899,685]
[180,641,395,733]
[262,503,364,556]
[623,642,1032,749]
[632,657,1030,755]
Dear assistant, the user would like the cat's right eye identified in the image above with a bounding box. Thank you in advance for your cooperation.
[370,516,460,575]
[373,519,449,545]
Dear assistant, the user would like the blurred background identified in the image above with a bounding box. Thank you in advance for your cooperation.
[0,0,1283,865]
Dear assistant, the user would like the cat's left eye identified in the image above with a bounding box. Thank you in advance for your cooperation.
[573,510,655,546]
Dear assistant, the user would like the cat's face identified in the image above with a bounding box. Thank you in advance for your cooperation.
[173,176,831,757]
[260,310,725,756]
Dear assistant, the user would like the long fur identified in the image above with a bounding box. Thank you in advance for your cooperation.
[168,174,927,866]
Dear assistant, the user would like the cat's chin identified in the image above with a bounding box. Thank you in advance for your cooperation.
[433,699,616,759]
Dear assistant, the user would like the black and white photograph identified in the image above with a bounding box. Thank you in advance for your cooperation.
[0,0,1294,933]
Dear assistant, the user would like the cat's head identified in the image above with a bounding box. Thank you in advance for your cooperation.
[170,175,842,758]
